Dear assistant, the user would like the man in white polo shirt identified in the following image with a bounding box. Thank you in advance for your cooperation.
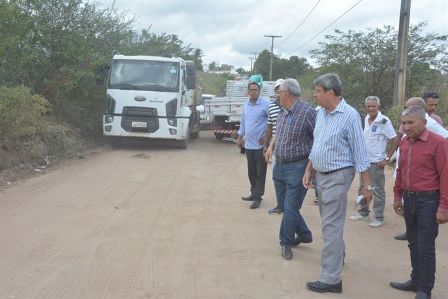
[350,96,398,227]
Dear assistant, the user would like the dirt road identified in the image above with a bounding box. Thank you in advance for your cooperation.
[0,131,446,299]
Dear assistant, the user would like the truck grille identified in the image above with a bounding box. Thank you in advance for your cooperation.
[121,107,159,133]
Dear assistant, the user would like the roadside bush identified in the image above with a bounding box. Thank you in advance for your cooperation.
[0,86,50,150]
[198,72,231,96]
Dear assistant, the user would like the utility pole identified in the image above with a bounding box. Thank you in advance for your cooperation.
[264,35,282,80]
[250,52,258,72]
[392,0,411,105]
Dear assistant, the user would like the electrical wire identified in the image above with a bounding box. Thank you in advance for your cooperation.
[287,0,363,56]
[277,0,322,48]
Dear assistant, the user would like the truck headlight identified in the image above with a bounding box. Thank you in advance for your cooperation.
[105,115,114,123]
[168,118,177,126]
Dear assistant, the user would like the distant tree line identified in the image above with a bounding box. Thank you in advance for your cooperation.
[252,23,447,110]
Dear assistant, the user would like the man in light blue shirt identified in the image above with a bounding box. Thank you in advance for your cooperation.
[303,73,373,294]
[237,77,270,209]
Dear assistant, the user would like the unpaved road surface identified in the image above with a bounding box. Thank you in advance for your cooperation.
[0,131,446,299]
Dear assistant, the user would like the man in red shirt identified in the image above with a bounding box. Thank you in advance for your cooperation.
[390,105,448,299]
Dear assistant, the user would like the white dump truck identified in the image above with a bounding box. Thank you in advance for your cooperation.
[203,80,276,141]
[103,55,201,149]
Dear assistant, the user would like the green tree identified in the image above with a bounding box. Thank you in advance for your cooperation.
[310,23,447,108]
[253,50,311,81]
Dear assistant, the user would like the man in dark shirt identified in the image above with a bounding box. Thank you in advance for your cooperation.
[390,105,448,299]
[265,78,316,260]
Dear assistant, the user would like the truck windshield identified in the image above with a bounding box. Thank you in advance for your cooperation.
[108,59,180,92]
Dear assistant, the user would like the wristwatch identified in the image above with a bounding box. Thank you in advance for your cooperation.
[366,185,375,191]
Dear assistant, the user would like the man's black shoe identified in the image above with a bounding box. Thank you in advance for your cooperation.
[394,232,407,241]
[306,280,342,293]
[415,291,431,299]
[281,245,293,260]
[292,235,313,246]
[249,199,261,209]
[390,280,417,292]
[268,206,283,214]
[241,195,254,201]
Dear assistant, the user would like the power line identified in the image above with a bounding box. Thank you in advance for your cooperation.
[277,0,322,48]
[287,0,363,56]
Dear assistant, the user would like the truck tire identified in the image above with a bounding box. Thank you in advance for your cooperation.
[178,138,188,149]
[107,137,122,147]
[178,126,190,149]
[191,129,199,139]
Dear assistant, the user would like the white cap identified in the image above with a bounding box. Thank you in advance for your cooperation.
[274,79,285,89]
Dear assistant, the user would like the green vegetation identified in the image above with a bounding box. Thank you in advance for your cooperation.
[198,72,234,96]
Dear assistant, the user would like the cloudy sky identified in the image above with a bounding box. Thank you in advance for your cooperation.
[95,0,447,70]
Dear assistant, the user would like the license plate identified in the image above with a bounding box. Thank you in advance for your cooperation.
[131,121,147,128]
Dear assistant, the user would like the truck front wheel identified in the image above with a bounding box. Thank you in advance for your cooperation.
[178,126,190,149]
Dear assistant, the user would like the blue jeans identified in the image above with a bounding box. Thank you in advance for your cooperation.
[273,159,311,246]
[404,191,439,296]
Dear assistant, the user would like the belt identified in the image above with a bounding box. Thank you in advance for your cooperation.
[276,157,306,164]
[320,166,353,175]
[403,190,439,197]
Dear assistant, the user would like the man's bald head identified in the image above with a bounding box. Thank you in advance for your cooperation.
[405,97,426,108]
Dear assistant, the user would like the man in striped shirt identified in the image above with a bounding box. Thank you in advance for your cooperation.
[263,79,283,214]
[303,73,373,294]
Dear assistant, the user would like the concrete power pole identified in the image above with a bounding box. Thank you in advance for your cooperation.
[392,0,411,105]
[249,52,258,72]
[264,35,282,80]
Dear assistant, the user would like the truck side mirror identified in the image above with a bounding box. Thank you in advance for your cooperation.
[185,63,196,90]
[96,64,110,86]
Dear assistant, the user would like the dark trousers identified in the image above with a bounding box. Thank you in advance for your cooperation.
[245,149,267,200]
[404,191,439,296]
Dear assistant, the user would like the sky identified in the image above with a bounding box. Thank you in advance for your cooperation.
[95,0,448,70]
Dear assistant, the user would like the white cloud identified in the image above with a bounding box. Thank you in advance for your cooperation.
[95,0,448,70]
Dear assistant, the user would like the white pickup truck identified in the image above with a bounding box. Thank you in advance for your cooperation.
[204,80,275,141]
